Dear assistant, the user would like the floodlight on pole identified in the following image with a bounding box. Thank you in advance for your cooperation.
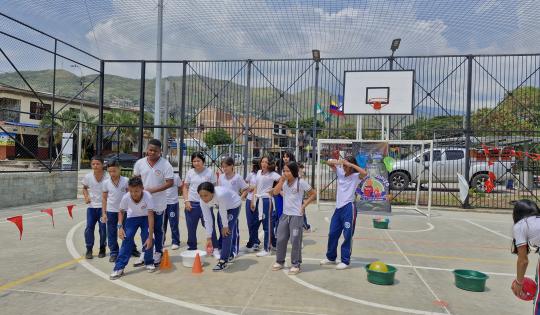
[390,38,401,53]
[312,49,321,62]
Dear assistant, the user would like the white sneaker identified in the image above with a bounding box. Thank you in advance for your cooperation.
[336,262,349,270]
[213,249,221,259]
[252,244,261,251]
[153,252,162,264]
[133,255,145,267]
[109,269,124,280]
[171,244,180,250]
[320,258,337,265]
[146,264,157,273]
[256,250,270,257]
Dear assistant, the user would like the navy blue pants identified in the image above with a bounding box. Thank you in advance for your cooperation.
[85,207,106,251]
[245,199,261,248]
[219,207,240,262]
[325,202,357,265]
[261,198,277,251]
[185,201,218,250]
[113,216,153,271]
[153,211,164,254]
[106,211,119,256]
[163,203,180,246]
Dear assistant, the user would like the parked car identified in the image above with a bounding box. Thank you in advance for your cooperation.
[389,147,514,192]
[103,153,139,169]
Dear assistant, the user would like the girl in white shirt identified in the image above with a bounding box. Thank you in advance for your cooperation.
[320,156,367,270]
[198,182,242,271]
[82,156,108,260]
[251,156,281,257]
[272,162,316,275]
[511,199,540,312]
[218,156,249,259]
[182,152,219,256]
[244,159,261,252]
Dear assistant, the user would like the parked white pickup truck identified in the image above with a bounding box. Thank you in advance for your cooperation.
[389,147,514,192]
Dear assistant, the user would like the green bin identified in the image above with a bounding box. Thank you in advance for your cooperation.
[365,264,397,285]
[372,219,389,229]
[453,269,489,292]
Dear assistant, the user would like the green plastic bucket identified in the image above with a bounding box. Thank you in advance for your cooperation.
[453,269,489,292]
[372,219,389,229]
[365,264,397,285]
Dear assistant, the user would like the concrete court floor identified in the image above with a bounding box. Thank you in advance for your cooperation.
[0,196,532,315]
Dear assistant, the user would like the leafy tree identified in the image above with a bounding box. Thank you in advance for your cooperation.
[402,115,464,140]
[204,128,233,148]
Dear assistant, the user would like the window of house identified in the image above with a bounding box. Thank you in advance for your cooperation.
[0,97,21,122]
[29,101,51,120]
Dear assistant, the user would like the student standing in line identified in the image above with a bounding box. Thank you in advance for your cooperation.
[82,156,108,259]
[251,156,281,257]
[272,162,316,275]
[163,172,182,250]
[133,139,174,266]
[243,158,261,252]
[197,182,242,271]
[110,176,156,279]
[320,156,366,270]
[217,156,249,260]
[183,152,219,257]
[102,160,129,262]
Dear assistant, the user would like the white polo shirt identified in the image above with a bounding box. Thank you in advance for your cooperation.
[166,174,182,205]
[335,166,362,209]
[282,178,312,216]
[255,170,281,196]
[185,168,216,202]
[513,216,540,248]
[218,173,248,195]
[133,157,174,213]
[119,191,154,218]
[200,186,242,237]
[102,176,129,212]
[246,172,257,200]
[82,172,109,208]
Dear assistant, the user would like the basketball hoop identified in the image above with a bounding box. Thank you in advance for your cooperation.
[368,98,388,111]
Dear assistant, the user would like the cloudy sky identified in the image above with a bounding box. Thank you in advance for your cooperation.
[1,0,539,77]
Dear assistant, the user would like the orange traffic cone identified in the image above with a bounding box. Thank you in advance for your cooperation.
[192,252,203,274]
[160,249,172,270]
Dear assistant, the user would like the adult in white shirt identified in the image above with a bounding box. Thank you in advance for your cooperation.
[320,156,367,270]
[511,199,540,312]
[164,173,182,249]
[182,152,218,254]
[133,139,174,264]
[198,182,242,271]
[82,156,109,259]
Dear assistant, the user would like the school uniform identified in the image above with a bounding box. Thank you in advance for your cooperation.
[325,166,362,265]
[113,191,155,271]
[163,174,182,246]
[218,173,248,256]
[513,216,540,314]
[276,178,312,268]
[200,187,242,262]
[245,172,261,249]
[102,176,129,257]
[82,172,109,251]
[134,157,174,259]
[254,170,281,251]
[184,168,218,250]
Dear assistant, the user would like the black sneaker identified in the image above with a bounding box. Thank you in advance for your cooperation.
[131,249,141,257]
[212,260,228,272]
[98,247,106,258]
[85,249,93,259]
[109,255,117,263]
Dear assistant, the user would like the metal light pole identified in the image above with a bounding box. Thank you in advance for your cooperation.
[154,0,164,141]
[71,64,84,170]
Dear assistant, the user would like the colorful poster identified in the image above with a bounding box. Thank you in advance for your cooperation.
[353,141,391,213]
[0,132,16,146]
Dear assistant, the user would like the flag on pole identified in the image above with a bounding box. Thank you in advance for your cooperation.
[329,99,345,117]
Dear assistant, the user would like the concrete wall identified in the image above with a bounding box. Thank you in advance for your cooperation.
[0,171,77,208]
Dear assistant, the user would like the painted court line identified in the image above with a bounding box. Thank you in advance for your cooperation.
[383,230,451,314]
[463,219,512,240]
[66,221,236,315]
[284,270,447,315]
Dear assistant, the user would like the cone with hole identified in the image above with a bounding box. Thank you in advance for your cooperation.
[160,249,172,270]
[192,252,203,274]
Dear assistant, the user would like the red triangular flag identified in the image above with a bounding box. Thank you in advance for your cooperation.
[66,204,74,219]
[481,144,491,157]
[7,215,23,240]
[485,178,495,193]
[488,171,496,182]
[41,208,54,227]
